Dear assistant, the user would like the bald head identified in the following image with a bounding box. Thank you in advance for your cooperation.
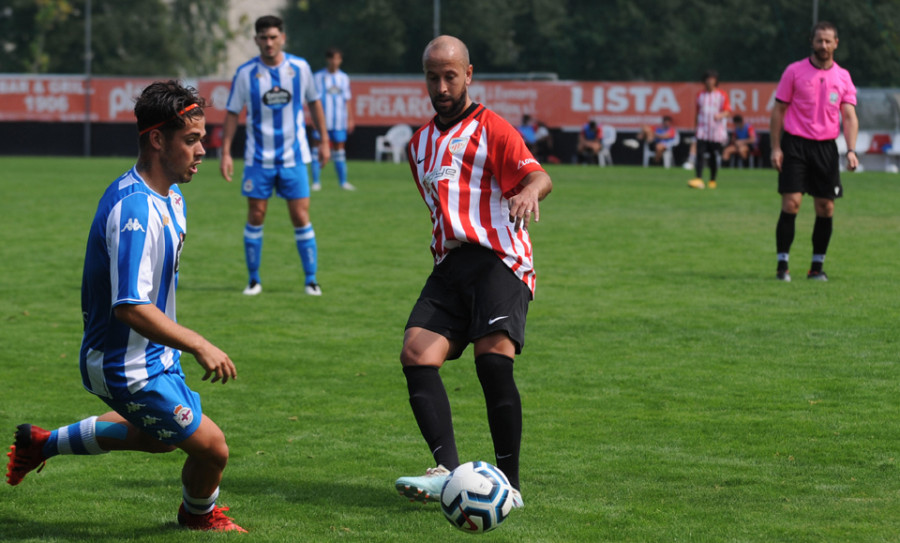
[422,35,470,71]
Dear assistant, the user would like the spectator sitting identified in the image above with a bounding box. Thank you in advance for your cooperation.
[534,121,557,163]
[626,115,677,164]
[518,114,538,153]
[576,120,603,164]
[722,114,757,164]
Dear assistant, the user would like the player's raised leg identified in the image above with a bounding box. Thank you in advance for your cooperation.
[5,412,172,486]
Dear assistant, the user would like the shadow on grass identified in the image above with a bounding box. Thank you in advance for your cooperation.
[0,476,436,541]
[0,513,185,542]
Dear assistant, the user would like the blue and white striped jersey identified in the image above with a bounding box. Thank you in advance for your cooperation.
[80,167,187,398]
[226,53,321,168]
[314,68,352,131]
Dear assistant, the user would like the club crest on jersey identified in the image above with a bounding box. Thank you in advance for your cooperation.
[169,191,184,215]
[263,86,291,109]
[121,218,145,233]
[829,91,839,104]
[448,137,468,156]
[173,404,194,429]
[243,178,254,193]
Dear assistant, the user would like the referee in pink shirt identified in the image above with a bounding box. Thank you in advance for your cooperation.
[770,21,859,282]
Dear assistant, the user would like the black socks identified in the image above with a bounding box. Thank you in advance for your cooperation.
[403,365,460,470]
[475,353,522,490]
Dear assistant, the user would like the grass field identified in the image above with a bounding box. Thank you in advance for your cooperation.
[2,156,900,542]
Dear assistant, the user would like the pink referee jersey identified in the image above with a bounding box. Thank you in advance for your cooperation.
[776,58,857,141]
[408,103,545,294]
[695,88,731,143]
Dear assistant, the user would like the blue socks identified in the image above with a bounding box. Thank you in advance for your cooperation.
[311,147,321,185]
[334,149,348,186]
[295,224,317,284]
[244,223,264,284]
[43,416,108,457]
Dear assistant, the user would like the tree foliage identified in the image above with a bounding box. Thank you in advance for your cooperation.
[0,0,897,85]
[282,0,900,85]
[0,0,231,76]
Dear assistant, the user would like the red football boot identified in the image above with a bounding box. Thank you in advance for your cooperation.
[6,424,50,486]
[177,504,247,532]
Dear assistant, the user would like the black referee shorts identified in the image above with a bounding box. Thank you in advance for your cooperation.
[778,132,842,199]
[405,244,532,359]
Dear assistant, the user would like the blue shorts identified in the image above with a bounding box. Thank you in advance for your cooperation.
[100,366,203,445]
[311,129,348,144]
[242,163,310,200]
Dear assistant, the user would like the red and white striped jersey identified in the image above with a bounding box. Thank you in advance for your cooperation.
[694,88,731,143]
[408,103,545,294]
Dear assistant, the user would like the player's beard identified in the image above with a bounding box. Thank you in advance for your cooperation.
[432,90,468,121]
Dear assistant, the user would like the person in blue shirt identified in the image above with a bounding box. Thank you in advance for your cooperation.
[5,81,245,532]
[577,120,603,163]
[722,114,758,164]
[518,114,538,153]
[219,15,330,297]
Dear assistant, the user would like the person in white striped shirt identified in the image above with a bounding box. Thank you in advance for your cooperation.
[688,69,731,190]
[5,81,245,532]
[311,47,355,191]
[393,35,553,510]
[219,15,330,296]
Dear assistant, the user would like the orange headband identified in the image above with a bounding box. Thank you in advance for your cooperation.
[138,103,200,136]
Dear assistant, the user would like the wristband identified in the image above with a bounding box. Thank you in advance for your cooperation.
[847,150,857,156]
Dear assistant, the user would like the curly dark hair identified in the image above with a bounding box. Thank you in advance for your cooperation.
[134,80,207,144]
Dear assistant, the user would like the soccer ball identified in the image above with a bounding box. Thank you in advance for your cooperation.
[440,461,514,533]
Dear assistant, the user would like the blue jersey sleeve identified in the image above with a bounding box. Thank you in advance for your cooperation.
[108,193,154,307]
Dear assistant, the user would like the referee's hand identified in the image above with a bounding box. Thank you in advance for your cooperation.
[771,148,784,172]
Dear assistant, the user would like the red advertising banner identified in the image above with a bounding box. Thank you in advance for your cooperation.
[0,75,777,131]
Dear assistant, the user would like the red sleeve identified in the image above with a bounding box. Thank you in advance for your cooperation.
[484,111,545,195]
[720,89,732,112]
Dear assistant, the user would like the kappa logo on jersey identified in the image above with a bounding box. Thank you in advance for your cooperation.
[173,404,194,429]
[517,158,538,170]
[126,401,146,413]
[448,137,468,155]
[157,429,176,440]
[262,86,291,109]
[121,218,145,233]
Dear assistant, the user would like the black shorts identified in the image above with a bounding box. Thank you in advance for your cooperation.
[406,244,532,359]
[778,132,842,199]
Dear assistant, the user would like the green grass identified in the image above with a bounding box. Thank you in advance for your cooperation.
[2,156,900,542]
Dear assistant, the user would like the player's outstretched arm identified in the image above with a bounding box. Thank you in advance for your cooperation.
[113,304,237,384]
[508,171,552,232]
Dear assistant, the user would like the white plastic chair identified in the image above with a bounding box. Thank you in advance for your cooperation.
[375,124,413,163]
[642,131,680,168]
[598,125,617,166]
